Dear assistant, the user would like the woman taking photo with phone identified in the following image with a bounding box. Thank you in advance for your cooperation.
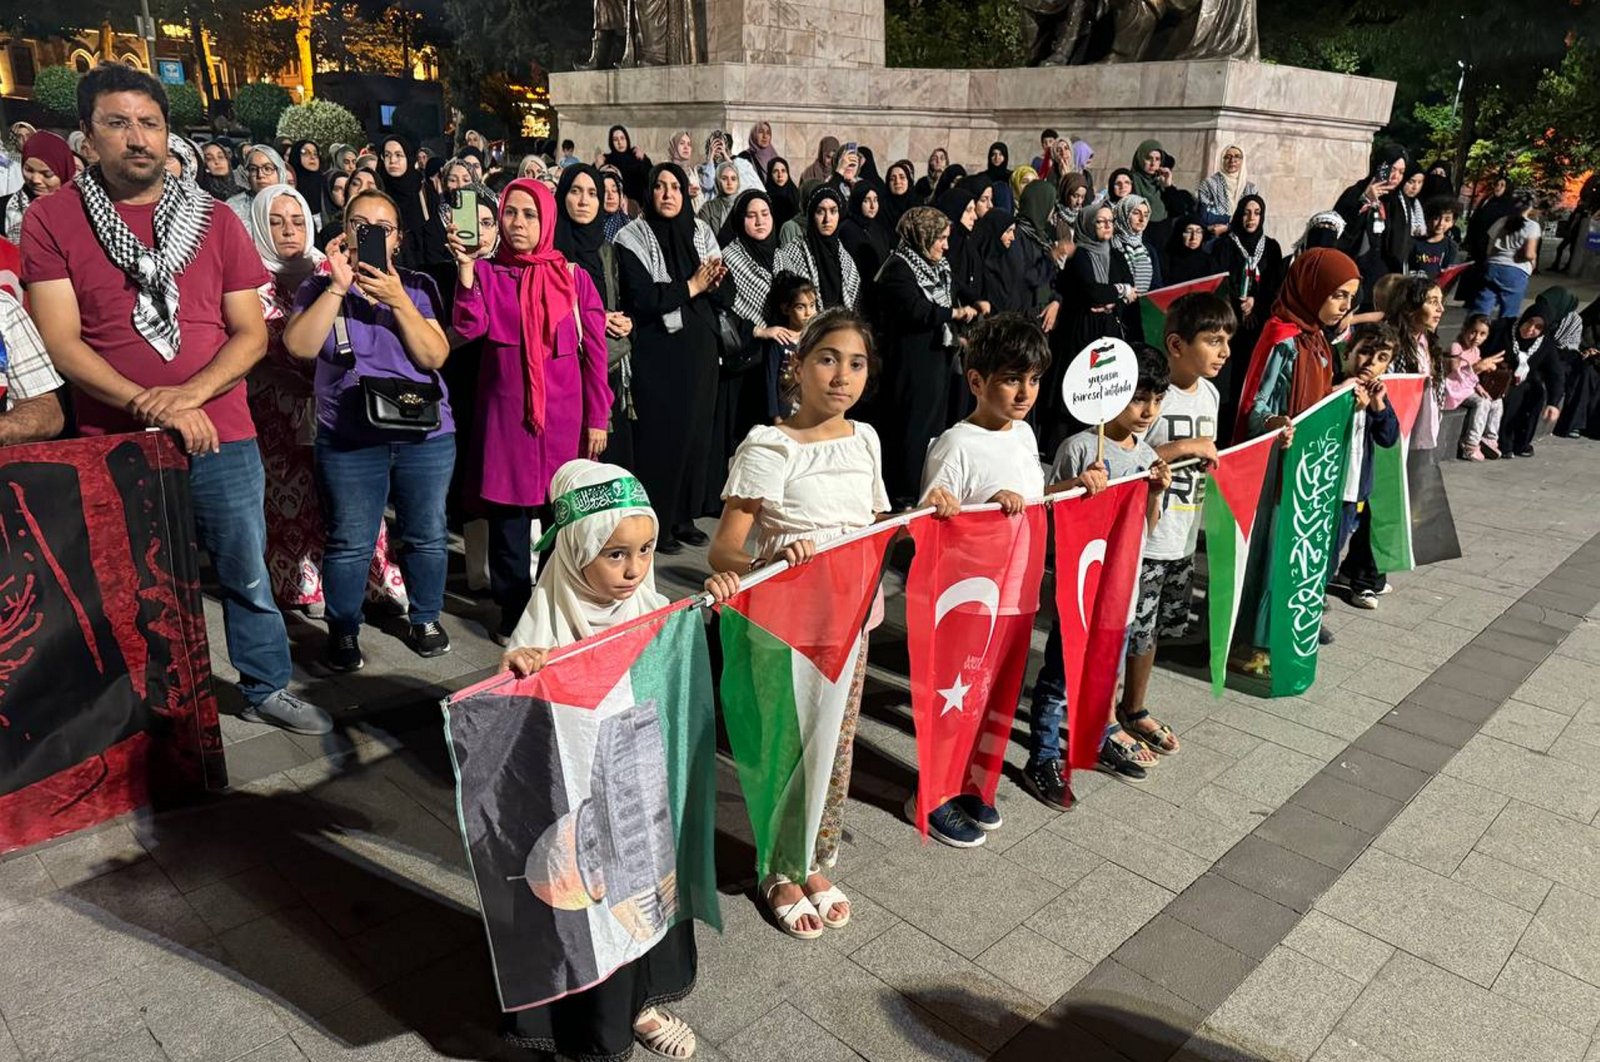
[449,178,613,643]
[282,188,456,672]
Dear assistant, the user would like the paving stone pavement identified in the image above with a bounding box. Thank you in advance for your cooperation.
[6,431,1600,1062]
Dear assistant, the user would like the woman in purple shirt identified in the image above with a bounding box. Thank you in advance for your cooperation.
[449,177,612,642]
[282,188,455,672]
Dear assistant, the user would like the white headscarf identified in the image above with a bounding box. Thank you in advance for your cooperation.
[248,183,324,292]
[509,460,669,650]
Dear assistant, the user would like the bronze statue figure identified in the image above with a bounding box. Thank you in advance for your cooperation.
[579,0,702,69]
[1023,0,1258,65]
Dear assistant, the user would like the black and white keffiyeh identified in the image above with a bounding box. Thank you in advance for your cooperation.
[722,239,774,325]
[76,166,213,362]
[885,241,953,347]
[612,214,720,333]
[775,237,860,310]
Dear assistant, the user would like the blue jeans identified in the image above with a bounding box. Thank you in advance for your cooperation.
[1471,262,1532,320]
[1029,620,1067,766]
[187,439,291,706]
[315,433,455,633]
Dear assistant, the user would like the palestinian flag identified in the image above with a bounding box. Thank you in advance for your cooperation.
[1203,431,1278,696]
[1267,387,1356,697]
[718,525,898,881]
[442,604,720,1011]
[1139,272,1229,341]
[1367,373,1426,572]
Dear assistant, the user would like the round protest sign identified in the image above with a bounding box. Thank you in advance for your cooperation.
[1062,337,1138,425]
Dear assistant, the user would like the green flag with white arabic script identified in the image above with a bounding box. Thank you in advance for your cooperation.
[1268,387,1355,697]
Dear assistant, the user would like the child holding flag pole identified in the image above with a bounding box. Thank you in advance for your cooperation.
[494,458,742,1062]
[706,307,890,939]
[1121,293,1239,755]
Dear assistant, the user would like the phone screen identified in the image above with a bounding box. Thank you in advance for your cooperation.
[356,224,388,272]
[451,189,479,248]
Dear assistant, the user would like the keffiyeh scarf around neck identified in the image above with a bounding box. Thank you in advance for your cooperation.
[889,241,953,347]
[76,166,213,362]
[612,214,720,333]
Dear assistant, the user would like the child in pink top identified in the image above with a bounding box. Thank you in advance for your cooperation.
[1448,314,1504,460]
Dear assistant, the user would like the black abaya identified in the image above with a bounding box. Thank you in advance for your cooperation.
[871,254,958,508]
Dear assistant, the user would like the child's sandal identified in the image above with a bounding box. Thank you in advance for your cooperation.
[761,874,824,940]
[1120,710,1180,755]
[635,1007,697,1059]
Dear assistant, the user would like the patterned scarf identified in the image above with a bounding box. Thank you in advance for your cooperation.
[886,241,953,347]
[75,166,213,362]
[1112,194,1152,295]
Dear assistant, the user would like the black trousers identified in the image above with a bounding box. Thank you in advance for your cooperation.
[486,502,552,636]
[1337,502,1386,595]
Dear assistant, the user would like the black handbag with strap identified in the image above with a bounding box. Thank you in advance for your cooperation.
[332,313,443,434]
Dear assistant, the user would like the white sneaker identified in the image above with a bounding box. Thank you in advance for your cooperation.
[1352,589,1378,610]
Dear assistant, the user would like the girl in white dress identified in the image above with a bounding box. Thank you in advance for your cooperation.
[706,307,890,940]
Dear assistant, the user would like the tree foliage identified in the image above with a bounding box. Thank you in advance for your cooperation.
[440,0,585,136]
[1258,0,1600,193]
[166,81,205,128]
[885,0,1028,68]
[276,97,365,147]
[31,66,79,123]
[234,81,292,139]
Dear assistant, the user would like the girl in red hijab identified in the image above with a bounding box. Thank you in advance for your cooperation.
[5,130,78,242]
[1234,247,1361,441]
[1230,248,1360,677]
[450,177,613,641]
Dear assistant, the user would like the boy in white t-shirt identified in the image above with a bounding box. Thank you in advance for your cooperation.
[917,314,1106,842]
[1122,293,1236,757]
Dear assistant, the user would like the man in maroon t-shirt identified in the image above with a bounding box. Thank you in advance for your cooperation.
[23,64,331,735]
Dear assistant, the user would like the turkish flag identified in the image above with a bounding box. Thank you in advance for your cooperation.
[906,506,1048,832]
[1053,479,1149,774]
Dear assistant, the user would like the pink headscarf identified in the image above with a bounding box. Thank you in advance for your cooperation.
[495,178,575,435]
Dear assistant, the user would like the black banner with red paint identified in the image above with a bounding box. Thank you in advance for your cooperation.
[0,431,225,853]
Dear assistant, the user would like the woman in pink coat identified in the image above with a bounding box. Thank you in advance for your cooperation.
[450,178,612,642]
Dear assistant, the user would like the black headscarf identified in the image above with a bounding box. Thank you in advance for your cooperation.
[883,160,916,228]
[1420,161,1454,203]
[983,141,1012,186]
[936,187,977,255]
[378,134,424,218]
[933,163,968,203]
[841,177,893,277]
[1163,215,1217,285]
[766,156,801,229]
[1105,167,1136,206]
[605,125,653,204]
[290,139,324,215]
[856,145,882,184]
[322,170,350,218]
[804,185,848,310]
[376,133,447,265]
[973,207,1026,312]
[554,163,608,295]
[642,162,700,283]
[719,188,778,271]
[1230,194,1267,256]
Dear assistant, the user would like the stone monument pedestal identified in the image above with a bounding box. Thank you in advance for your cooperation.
[553,58,1394,246]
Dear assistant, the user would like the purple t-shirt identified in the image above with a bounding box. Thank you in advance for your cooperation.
[292,271,453,443]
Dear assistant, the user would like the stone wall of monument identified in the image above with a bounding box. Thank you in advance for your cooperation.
[704,0,885,67]
[553,60,1395,246]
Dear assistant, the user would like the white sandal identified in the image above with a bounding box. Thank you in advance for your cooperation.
[634,1007,696,1059]
[762,874,824,940]
[806,883,851,929]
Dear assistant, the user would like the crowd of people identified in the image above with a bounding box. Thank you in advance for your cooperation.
[4,64,1600,1062]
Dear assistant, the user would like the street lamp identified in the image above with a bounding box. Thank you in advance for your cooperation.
[1451,59,1467,121]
